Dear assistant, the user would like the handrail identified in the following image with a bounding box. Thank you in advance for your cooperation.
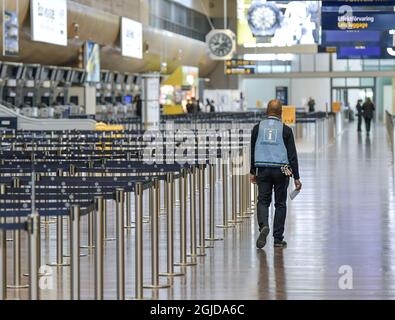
[385,110,394,148]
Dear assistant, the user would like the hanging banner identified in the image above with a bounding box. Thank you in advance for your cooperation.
[30,0,67,46]
[85,41,101,83]
[3,10,19,56]
[121,17,143,59]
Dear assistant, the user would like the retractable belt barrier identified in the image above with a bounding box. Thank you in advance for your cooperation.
[0,123,257,300]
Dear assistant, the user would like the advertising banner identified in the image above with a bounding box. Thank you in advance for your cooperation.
[3,10,19,56]
[85,41,101,83]
[121,17,143,59]
[30,0,67,46]
[237,0,320,47]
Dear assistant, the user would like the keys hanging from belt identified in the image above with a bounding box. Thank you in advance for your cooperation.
[281,165,293,177]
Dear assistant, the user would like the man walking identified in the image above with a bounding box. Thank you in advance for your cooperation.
[362,97,375,134]
[250,99,302,249]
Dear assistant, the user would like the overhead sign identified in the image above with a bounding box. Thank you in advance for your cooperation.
[3,10,19,56]
[282,106,296,126]
[30,0,67,46]
[321,0,395,58]
[225,59,256,75]
[121,17,143,59]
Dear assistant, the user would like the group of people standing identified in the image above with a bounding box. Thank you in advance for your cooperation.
[356,98,375,134]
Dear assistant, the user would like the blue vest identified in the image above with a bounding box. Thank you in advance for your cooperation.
[254,117,289,168]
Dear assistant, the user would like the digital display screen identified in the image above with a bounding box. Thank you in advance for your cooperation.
[321,0,395,58]
[237,0,321,47]
[123,96,133,104]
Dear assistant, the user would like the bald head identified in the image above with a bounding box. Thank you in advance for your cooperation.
[267,99,283,118]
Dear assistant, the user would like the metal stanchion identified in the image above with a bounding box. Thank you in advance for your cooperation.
[144,179,170,289]
[0,220,6,300]
[124,192,135,229]
[115,188,125,300]
[103,199,116,242]
[133,182,149,299]
[160,173,184,277]
[48,214,69,267]
[161,180,167,214]
[217,157,234,229]
[206,164,223,241]
[229,162,242,224]
[197,165,213,251]
[175,169,197,266]
[188,166,205,257]
[1,184,12,244]
[94,196,104,300]
[70,205,80,300]
[81,208,95,250]
[239,172,248,220]
[28,213,40,300]
[8,178,28,289]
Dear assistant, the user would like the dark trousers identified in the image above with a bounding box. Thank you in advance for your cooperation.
[365,117,372,133]
[357,115,362,132]
[256,167,289,241]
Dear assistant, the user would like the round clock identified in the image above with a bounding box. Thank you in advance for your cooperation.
[206,29,236,60]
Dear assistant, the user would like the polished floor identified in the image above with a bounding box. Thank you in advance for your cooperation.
[4,121,395,300]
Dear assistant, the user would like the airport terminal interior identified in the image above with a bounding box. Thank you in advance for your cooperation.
[1,0,395,302]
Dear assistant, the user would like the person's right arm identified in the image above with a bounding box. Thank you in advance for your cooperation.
[250,124,259,182]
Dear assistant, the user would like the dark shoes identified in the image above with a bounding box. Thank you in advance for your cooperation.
[274,240,287,248]
[256,226,270,249]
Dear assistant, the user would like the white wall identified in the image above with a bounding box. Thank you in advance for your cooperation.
[290,78,331,112]
[241,78,290,110]
[204,90,243,112]
[384,85,393,115]
[241,77,330,112]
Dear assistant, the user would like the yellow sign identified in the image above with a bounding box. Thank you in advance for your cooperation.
[332,102,341,113]
[282,106,296,126]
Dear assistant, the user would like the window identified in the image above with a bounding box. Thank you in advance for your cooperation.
[149,0,211,42]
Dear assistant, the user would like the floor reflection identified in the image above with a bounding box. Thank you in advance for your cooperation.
[273,248,286,300]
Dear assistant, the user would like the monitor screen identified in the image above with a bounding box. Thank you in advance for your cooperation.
[123,95,133,104]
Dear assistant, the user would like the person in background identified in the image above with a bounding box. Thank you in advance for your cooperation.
[134,94,142,118]
[250,99,302,249]
[186,99,193,113]
[209,100,216,113]
[307,97,315,113]
[191,97,198,113]
[362,97,375,134]
[356,99,363,132]
[205,99,215,113]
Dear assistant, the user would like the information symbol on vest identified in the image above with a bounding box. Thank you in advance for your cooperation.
[263,128,278,144]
